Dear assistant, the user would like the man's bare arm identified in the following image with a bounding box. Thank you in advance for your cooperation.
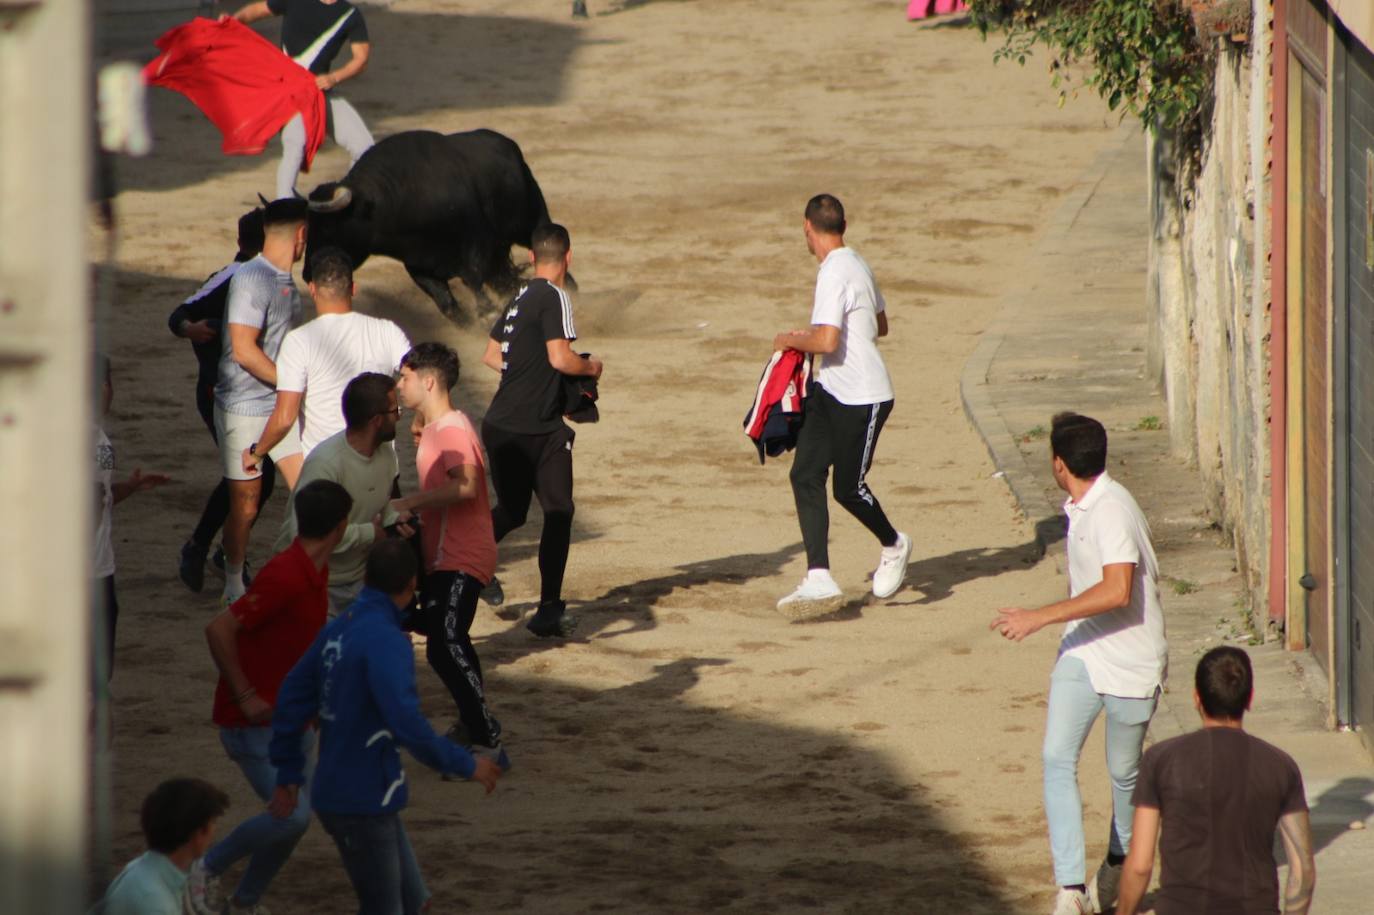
[233,1,274,24]
[773,324,839,355]
[318,42,370,91]
[877,312,889,338]
[228,323,278,386]
[482,338,503,373]
[1278,809,1316,915]
[1115,805,1159,915]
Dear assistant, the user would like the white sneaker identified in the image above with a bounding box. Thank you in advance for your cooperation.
[1088,858,1123,912]
[872,532,912,599]
[185,858,223,915]
[776,571,843,620]
[1050,887,1092,915]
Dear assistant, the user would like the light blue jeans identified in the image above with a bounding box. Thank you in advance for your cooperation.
[203,726,314,905]
[1042,654,1157,886]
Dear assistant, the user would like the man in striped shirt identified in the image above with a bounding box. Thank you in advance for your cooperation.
[480,223,602,638]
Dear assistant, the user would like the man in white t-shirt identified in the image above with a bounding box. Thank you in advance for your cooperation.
[991,412,1167,915]
[244,247,410,477]
[771,194,911,618]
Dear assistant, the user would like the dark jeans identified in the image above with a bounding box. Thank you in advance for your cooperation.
[421,571,500,746]
[482,421,575,606]
[789,384,898,569]
[190,383,275,550]
[317,810,428,915]
[96,574,118,681]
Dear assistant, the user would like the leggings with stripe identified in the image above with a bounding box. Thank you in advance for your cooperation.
[789,384,898,570]
[421,571,500,747]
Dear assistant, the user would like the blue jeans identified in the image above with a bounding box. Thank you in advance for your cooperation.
[316,810,429,915]
[203,726,314,905]
[1042,654,1157,886]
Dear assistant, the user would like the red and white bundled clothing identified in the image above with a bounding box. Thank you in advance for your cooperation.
[743,348,811,464]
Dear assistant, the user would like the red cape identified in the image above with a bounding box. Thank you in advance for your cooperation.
[142,17,326,170]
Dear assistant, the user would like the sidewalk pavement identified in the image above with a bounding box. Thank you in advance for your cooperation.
[961,124,1374,912]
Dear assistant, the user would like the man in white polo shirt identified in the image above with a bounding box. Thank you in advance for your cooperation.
[991,412,1167,915]
[244,247,410,476]
[771,193,911,618]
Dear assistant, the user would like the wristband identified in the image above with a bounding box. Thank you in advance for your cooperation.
[249,442,258,457]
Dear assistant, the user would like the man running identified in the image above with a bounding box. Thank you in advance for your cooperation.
[215,197,308,605]
[232,0,375,200]
[990,412,1167,915]
[772,193,911,618]
[276,372,407,616]
[1117,647,1314,915]
[480,223,602,638]
[393,343,507,767]
[244,246,410,474]
[190,479,352,915]
[170,208,275,593]
[269,538,502,914]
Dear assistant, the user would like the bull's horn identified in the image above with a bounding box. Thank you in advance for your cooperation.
[308,186,353,213]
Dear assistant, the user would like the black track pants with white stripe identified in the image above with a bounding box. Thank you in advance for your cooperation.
[789,384,898,570]
[422,571,501,747]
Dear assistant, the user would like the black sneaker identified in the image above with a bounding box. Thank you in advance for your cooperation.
[526,601,578,638]
[211,546,252,587]
[179,541,208,593]
[480,576,506,607]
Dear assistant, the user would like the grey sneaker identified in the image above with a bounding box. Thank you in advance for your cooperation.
[185,858,223,915]
[1088,858,1123,913]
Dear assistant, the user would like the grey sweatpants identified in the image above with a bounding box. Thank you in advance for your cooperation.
[276,96,374,199]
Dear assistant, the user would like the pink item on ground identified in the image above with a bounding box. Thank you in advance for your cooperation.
[907,0,968,20]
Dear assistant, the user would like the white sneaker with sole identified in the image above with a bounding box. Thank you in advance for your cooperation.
[1088,858,1123,913]
[1050,887,1092,915]
[872,532,912,599]
[185,858,223,915]
[776,571,843,620]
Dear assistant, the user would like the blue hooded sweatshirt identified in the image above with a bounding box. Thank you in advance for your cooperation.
[270,585,475,815]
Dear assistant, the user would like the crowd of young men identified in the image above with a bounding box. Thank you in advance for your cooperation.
[93,194,1319,915]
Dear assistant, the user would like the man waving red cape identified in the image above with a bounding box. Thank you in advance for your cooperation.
[143,17,326,171]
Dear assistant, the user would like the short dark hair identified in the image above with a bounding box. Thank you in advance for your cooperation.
[531,222,571,264]
[364,537,419,595]
[308,247,353,298]
[141,778,229,854]
[262,196,308,228]
[1195,646,1254,720]
[237,208,265,258]
[293,479,354,538]
[805,194,846,235]
[1050,412,1108,479]
[342,372,396,430]
[400,342,460,390]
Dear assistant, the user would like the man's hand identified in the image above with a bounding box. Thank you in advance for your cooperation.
[315,73,337,91]
[241,446,263,475]
[181,320,217,344]
[238,693,272,725]
[268,784,299,819]
[773,330,805,352]
[586,356,604,380]
[990,607,1045,642]
[389,499,415,524]
[126,468,171,492]
[469,756,501,793]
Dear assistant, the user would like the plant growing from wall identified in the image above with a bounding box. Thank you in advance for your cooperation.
[969,0,1215,152]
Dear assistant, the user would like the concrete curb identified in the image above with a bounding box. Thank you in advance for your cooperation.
[958,131,1136,557]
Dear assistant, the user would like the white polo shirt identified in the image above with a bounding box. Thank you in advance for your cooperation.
[1059,472,1167,698]
[275,311,411,456]
[810,247,894,406]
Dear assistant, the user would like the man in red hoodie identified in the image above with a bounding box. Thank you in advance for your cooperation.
[188,479,352,915]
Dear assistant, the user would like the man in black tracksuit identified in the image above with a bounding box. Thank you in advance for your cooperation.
[480,223,602,638]
[169,209,277,592]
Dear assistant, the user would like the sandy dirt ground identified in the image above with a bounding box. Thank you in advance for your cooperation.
[96,1,1127,911]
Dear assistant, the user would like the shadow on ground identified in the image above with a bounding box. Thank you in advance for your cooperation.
[98,7,584,193]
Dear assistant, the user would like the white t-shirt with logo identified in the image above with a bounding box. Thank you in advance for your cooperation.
[809,247,894,406]
[1059,473,1168,698]
[274,311,411,456]
[94,427,115,578]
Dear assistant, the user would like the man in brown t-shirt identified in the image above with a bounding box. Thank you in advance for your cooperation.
[1117,647,1315,915]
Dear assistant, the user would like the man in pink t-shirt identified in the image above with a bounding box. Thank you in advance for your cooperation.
[392,342,507,771]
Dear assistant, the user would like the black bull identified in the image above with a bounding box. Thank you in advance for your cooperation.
[303,128,571,320]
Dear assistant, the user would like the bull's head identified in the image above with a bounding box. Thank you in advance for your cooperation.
[303,182,372,281]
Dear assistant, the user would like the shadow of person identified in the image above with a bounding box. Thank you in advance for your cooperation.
[1307,776,1374,854]
[879,538,1045,607]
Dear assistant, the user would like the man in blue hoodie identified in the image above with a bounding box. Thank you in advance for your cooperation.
[269,537,501,913]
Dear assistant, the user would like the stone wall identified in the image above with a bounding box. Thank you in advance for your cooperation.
[1145,10,1272,619]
